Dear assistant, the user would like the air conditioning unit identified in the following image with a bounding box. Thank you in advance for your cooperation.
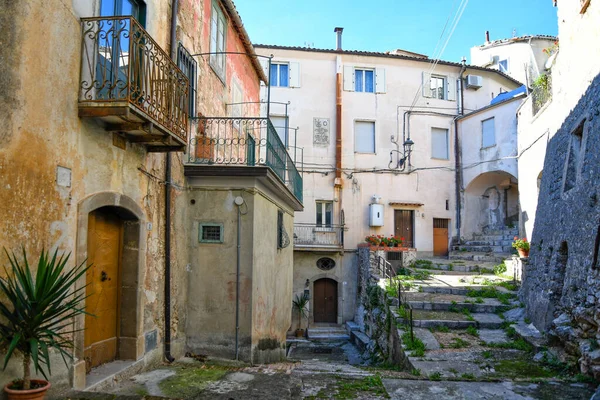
[465,75,483,90]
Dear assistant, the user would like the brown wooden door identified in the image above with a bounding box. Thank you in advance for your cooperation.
[85,209,122,370]
[433,218,449,257]
[394,210,414,247]
[313,279,337,323]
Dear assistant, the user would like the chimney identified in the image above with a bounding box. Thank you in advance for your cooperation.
[334,27,344,51]
[485,30,490,43]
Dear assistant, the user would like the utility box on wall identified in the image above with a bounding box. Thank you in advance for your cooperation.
[369,204,384,226]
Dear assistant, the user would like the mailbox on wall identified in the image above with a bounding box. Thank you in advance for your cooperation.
[369,204,384,227]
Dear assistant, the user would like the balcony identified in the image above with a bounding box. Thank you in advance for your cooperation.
[186,117,303,204]
[78,16,189,152]
[293,224,344,251]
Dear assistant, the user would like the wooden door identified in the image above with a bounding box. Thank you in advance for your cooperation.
[433,218,450,257]
[313,279,337,323]
[394,210,414,247]
[85,209,122,370]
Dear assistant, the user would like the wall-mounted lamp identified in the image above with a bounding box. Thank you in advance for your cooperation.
[305,279,310,288]
[390,138,415,171]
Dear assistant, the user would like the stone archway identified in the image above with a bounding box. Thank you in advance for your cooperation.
[463,171,519,239]
[72,192,146,389]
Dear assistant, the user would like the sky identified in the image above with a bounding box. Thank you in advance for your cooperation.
[234,0,558,64]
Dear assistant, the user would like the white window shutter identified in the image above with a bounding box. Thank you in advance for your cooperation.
[259,59,269,84]
[289,62,300,87]
[422,72,432,98]
[375,68,386,93]
[447,77,457,101]
[343,66,355,91]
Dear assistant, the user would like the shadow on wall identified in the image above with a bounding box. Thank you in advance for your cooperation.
[521,71,600,378]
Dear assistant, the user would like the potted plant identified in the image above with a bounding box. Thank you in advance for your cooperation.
[292,293,309,338]
[365,235,380,246]
[512,237,530,258]
[0,248,90,400]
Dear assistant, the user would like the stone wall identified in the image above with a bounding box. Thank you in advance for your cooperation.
[521,72,600,378]
[353,247,412,369]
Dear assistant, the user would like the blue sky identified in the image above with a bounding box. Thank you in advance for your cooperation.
[235,0,558,63]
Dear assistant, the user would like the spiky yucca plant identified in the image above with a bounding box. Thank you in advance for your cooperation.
[292,293,309,330]
[0,248,90,390]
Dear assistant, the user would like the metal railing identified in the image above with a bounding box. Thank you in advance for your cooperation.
[187,117,303,203]
[532,74,552,116]
[293,224,344,248]
[79,16,189,141]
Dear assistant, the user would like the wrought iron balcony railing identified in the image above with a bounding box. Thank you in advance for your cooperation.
[532,74,552,116]
[293,224,344,249]
[187,117,303,203]
[79,16,189,149]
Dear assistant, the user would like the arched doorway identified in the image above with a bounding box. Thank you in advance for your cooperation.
[313,278,337,323]
[73,192,145,388]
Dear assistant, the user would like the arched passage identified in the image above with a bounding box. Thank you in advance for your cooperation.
[73,192,146,388]
[463,171,519,239]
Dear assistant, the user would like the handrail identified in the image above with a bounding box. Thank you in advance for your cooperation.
[79,16,189,141]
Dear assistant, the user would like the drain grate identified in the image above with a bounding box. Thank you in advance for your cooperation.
[313,348,333,354]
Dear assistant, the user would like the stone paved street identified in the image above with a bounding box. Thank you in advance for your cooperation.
[53,339,597,400]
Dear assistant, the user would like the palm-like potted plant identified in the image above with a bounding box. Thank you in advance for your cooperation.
[0,248,90,400]
[292,293,309,338]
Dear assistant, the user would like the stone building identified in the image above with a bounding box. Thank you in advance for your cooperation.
[255,33,521,332]
[519,0,600,378]
[0,0,301,391]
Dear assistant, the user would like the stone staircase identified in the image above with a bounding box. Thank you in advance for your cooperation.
[449,227,518,263]
[307,326,350,341]
[389,263,537,379]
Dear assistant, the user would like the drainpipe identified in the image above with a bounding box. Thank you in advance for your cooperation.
[234,196,244,360]
[334,28,344,250]
[454,59,467,244]
[164,0,178,364]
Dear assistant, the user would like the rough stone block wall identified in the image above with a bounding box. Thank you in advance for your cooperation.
[354,247,412,369]
[521,72,600,378]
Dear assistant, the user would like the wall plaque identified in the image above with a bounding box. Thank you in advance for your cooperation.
[313,118,330,145]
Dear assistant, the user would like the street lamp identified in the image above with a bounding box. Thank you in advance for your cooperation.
[390,138,415,171]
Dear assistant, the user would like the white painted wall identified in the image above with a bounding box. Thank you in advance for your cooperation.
[256,47,520,255]
[517,1,600,240]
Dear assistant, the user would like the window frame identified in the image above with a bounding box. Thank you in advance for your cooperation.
[199,223,224,244]
[430,75,447,100]
[316,201,334,228]
[177,43,197,118]
[354,120,376,154]
[270,62,290,87]
[209,1,227,83]
[431,127,449,160]
[498,59,509,74]
[481,117,496,149]
[354,68,375,93]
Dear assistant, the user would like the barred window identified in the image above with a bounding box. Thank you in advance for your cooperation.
[199,223,223,243]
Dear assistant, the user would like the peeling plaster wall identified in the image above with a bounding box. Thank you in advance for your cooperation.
[0,0,190,389]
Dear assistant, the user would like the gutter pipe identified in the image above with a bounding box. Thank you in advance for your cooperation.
[164,0,178,364]
[455,60,467,243]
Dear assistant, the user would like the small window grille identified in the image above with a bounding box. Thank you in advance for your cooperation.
[199,223,223,243]
[386,252,401,261]
[316,257,336,270]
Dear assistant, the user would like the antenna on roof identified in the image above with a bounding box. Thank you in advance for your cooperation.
[304,41,314,48]
[512,28,517,38]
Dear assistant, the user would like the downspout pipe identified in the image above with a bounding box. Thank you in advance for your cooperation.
[164,0,178,364]
[455,60,467,244]
[234,198,243,360]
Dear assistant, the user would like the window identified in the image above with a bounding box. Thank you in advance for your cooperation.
[343,67,385,93]
[430,76,446,99]
[354,121,375,153]
[199,223,223,243]
[316,201,333,227]
[270,115,289,147]
[431,128,449,159]
[482,118,496,148]
[355,69,374,93]
[101,0,146,25]
[209,2,226,81]
[316,257,336,270]
[422,73,455,101]
[177,43,197,118]
[563,120,585,192]
[270,63,289,87]
[498,59,509,74]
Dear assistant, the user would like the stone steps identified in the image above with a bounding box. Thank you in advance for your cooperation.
[449,252,512,263]
[452,245,513,253]
[307,326,350,341]
[396,309,504,329]
[405,292,505,314]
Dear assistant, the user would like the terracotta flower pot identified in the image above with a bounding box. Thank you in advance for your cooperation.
[4,380,51,400]
[517,248,530,258]
[295,329,305,338]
